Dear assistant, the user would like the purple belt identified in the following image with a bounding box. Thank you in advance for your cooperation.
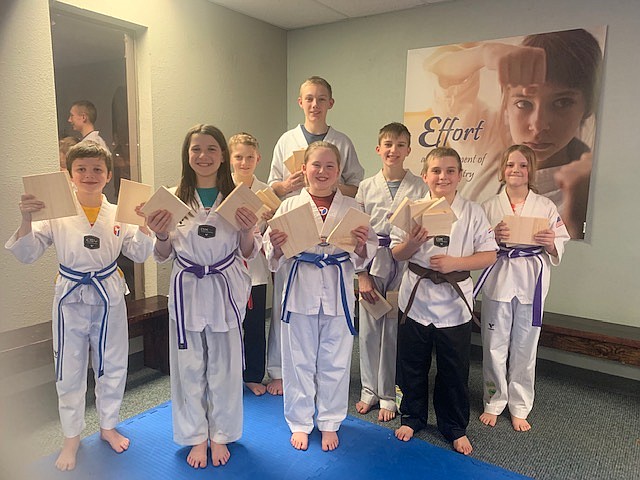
[57,260,118,381]
[473,245,545,326]
[173,253,243,349]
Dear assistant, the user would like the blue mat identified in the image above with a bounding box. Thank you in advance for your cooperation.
[33,391,529,479]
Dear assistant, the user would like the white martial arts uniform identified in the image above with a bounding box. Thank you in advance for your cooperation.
[479,189,569,419]
[266,125,364,381]
[390,192,498,328]
[233,175,271,384]
[355,170,427,410]
[5,196,153,437]
[264,189,377,433]
[155,191,261,445]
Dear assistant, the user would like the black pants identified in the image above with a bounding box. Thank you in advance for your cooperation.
[396,313,471,442]
[242,284,267,384]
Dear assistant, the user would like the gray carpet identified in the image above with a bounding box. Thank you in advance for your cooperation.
[11,337,640,480]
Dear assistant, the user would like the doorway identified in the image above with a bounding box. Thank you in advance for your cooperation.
[50,9,144,298]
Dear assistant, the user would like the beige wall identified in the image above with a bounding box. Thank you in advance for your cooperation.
[0,0,286,332]
[286,0,640,328]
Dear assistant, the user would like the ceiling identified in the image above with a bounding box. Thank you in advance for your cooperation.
[207,0,453,30]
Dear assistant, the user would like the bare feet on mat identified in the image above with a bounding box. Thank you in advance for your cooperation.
[355,401,374,414]
[321,431,339,451]
[266,378,283,395]
[187,440,208,468]
[290,432,308,450]
[511,415,531,431]
[378,408,396,422]
[55,436,80,471]
[245,382,267,396]
[479,412,498,427]
[211,442,230,466]
[453,435,473,455]
[100,428,130,453]
[394,425,414,442]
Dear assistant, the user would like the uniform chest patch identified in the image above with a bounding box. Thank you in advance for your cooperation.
[198,225,216,238]
[434,235,450,247]
[84,235,100,249]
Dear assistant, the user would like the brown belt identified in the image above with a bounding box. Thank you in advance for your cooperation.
[400,262,476,325]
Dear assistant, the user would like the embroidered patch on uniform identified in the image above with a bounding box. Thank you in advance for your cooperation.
[113,225,121,237]
[555,216,564,228]
[84,235,100,249]
[198,225,216,238]
[317,206,328,216]
[434,235,449,247]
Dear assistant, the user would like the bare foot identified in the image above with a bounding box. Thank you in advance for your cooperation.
[245,382,267,396]
[453,435,473,455]
[378,408,396,422]
[479,412,498,427]
[290,432,308,450]
[55,436,80,471]
[394,425,414,442]
[321,431,339,451]
[266,378,283,395]
[511,415,531,432]
[100,428,130,453]
[186,440,208,468]
[355,401,374,414]
[211,442,230,466]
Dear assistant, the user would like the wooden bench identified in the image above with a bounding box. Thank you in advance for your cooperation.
[0,294,170,390]
[472,308,640,367]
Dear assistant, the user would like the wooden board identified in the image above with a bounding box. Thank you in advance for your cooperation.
[215,183,265,230]
[115,179,153,226]
[421,209,457,236]
[140,186,191,231]
[22,171,77,221]
[359,289,393,320]
[388,197,415,233]
[267,202,319,258]
[503,215,549,246]
[284,149,305,173]
[256,187,282,211]
[386,290,399,320]
[326,207,370,252]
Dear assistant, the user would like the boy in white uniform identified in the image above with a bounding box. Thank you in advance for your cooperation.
[355,122,427,422]
[146,125,261,469]
[6,142,153,471]
[265,141,377,452]
[266,76,364,395]
[229,132,275,396]
[391,147,497,455]
[476,144,569,431]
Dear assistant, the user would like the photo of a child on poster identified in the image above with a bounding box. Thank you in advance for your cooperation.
[404,27,606,239]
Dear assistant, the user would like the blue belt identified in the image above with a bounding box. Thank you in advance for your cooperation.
[281,252,356,335]
[473,246,545,326]
[56,260,118,381]
[173,253,243,353]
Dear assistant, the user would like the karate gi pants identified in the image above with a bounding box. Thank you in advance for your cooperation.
[358,275,397,411]
[242,284,267,384]
[267,270,285,380]
[54,301,128,438]
[396,314,471,442]
[281,311,353,433]
[169,322,243,445]
[481,297,540,419]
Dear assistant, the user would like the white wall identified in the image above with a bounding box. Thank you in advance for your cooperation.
[0,0,287,332]
[286,0,640,328]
